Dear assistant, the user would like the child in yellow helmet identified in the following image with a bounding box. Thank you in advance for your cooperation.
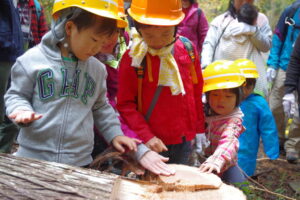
[117,0,205,165]
[5,0,146,168]
[199,60,246,184]
[235,59,279,176]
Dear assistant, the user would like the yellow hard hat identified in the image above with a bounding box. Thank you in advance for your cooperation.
[233,59,259,78]
[118,0,126,18]
[203,60,246,93]
[128,0,185,26]
[52,0,127,28]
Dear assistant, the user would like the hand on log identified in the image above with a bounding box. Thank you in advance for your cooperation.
[139,151,175,176]
[199,162,221,174]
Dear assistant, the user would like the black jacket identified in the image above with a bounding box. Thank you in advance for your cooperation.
[0,0,24,62]
[285,33,300,110]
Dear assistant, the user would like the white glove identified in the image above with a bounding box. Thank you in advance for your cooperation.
[195,133,210,155]
[282,93,296,118]
[229,21,257,36]
[266,67,277,83]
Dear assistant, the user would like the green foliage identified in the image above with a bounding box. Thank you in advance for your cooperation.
[39,0,54,25]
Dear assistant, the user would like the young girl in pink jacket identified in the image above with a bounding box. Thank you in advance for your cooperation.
[198,60,246,184]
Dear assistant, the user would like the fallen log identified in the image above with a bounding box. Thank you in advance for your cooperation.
[0,154,246,200]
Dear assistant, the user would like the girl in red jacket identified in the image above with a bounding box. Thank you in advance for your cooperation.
[117,0,205,165]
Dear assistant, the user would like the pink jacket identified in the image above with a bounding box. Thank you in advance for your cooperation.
[177,3,209,54]
[204,108,245,173]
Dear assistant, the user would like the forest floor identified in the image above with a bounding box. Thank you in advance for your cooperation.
[244,148,300,200]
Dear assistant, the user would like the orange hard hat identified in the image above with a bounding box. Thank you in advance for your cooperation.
[128,0,185,26]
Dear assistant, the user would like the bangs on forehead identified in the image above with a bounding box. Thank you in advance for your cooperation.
[70,10,118,36]
[93,15,118,36]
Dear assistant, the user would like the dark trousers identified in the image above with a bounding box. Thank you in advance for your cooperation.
[221,165,247,184]
[160,137,192,165]
[0,62,19,153]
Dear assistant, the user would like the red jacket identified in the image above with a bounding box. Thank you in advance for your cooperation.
[117,39,205,145]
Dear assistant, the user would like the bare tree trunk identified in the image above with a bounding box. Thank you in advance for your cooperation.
[0,154,117,200]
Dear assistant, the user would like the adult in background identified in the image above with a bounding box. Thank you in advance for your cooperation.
[0,0,24,153]
[15,0,48,49]
[267,0,300,163]
[201,0,272,97]
[178,0,209,55]
[282,34,300,163]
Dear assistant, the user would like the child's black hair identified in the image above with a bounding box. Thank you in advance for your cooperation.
[70,9,118,36]
[237,3,258,25]
[245,78,257,89]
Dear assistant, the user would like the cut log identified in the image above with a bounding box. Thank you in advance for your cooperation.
[0,154,246,200]
[147,164,223,191]
[113,178,246,200]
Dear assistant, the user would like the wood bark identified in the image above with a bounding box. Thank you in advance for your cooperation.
[0,154,117,200]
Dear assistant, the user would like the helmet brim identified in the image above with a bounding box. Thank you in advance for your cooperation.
[128,8,184,26]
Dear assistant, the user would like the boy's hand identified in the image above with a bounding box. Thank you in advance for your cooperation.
[112,135,141,153]
[199,162,221,174]
[145,136,168,153]
[8,110,42,124]
[139,151,175,176]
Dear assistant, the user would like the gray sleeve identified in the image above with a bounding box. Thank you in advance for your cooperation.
[201,24,219,69]
[134,144,150,161]
[92,70,123,144]
[250,23,272,52]
[4,60,34,115]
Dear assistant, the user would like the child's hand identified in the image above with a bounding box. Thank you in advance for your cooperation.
[112,135,141,153]
[8,110,42,124]
[145,136,168,153]
[139,151,175,176]
[199,162,221,174]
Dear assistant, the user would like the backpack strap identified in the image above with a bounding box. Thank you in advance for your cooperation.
[197,8,202,18]
[178,36,198,84]
[136,54,163,121]
[144,86,163,121]
[136,59,146,113]
[285,1,300,28]
[285,2,300,41]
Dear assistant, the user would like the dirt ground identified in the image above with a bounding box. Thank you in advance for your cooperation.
[246,148,300,200]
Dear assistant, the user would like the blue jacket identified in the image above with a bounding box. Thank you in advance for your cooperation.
[267,0,300,71]
[238,94,279,176]
[0,0,24,62]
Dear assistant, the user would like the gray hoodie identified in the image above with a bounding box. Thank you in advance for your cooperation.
[4,25,124,166]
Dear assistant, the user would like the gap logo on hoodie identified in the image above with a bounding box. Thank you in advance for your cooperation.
[37,68,96,104]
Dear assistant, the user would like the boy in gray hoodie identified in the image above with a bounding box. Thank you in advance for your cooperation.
[4,1,140,167]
